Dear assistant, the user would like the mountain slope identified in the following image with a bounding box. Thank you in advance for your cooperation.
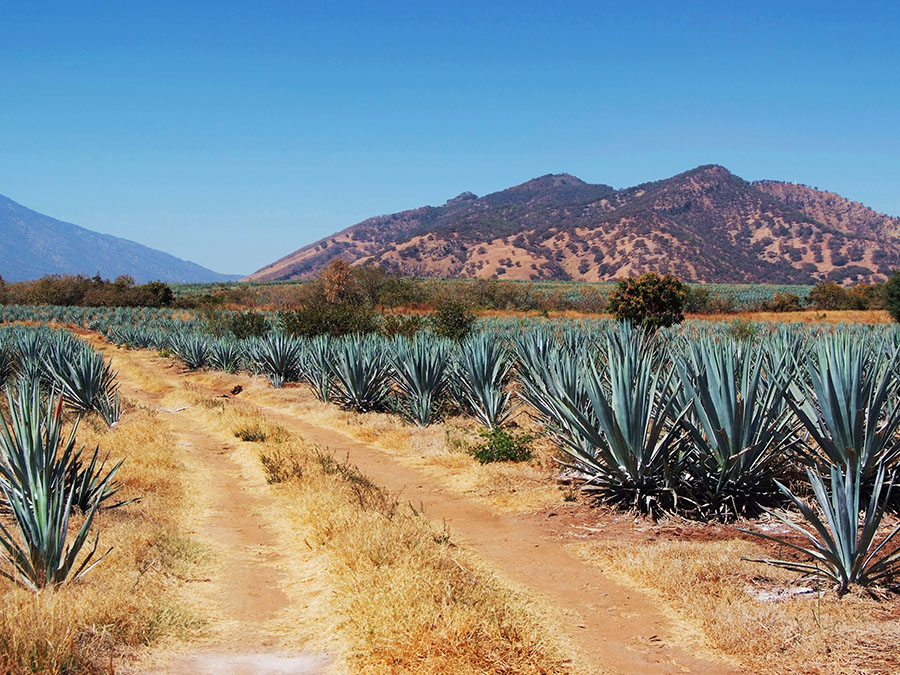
[0,194,238,283]
[248,166,900,284]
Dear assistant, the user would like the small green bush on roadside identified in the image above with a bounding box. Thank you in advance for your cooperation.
[469,427,533,464]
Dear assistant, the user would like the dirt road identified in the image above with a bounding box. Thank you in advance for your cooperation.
[100,342,736,674]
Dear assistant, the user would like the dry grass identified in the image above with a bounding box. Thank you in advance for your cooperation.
[185,393,580,674]
[576,539,900,674]
[177,369,566,514]
[0,406,207,674]
[686,309,892,324]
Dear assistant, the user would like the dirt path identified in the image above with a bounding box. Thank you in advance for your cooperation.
[113,383,329,674]
[99,342,737,674]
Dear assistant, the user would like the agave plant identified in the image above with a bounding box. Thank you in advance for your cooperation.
[0,385,111,589]
[66,445,131,513]
[743,464,900,595]
[209,338,244,373]
[452,333,516,429]
[44,341,120,421]
[390,335,451,425]
[518,325,691,516]
[675,338,798,520]
[330,335,392,413]
[302,336,335,402]
[249,333,303,387]
[170,334,211,370]
[14,331,49,388]
[788,334,900,478]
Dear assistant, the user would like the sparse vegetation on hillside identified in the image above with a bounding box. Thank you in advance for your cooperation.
[246,165,900,285]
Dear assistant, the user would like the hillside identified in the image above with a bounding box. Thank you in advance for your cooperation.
[248,165,900,284]
[0,194,238,283]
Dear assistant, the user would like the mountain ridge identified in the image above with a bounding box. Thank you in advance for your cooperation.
[247,165,900,285]
[0,194,239,283]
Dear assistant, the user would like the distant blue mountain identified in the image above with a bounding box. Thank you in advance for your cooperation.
[0,194,239,283]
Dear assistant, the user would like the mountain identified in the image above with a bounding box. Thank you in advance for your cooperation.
[0,194,239,283]
[247,165,900,285]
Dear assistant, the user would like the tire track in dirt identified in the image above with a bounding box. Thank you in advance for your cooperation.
[97,340,737,674]
[111,380,329,674]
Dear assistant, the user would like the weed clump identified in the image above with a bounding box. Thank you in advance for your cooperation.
[470,427,533,464]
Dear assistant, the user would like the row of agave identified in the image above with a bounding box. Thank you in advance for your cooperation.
[0,326,121,426]
[118,320,900,595]
[0,329,128,589]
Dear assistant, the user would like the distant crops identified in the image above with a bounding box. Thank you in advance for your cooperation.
[170,279,813,311]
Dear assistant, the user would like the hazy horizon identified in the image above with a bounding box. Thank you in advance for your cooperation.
[2,2,898,275]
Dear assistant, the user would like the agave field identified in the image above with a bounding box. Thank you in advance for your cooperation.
[2,304,900,598]
[0,326,124,589]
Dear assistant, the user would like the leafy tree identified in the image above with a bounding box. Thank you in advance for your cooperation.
[279,300,377,337]
[228,310,270,339]
[808,281,847,310]
[430,301,476,341]
[320,259,356,303]
[884,271,900,323]
[607,272,687,329]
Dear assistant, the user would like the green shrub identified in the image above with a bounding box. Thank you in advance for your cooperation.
[759,292,803,312]
[234,424,267,442]
[228,310,270,339]
[883,271,900,322]
[607,272,687,329]
[430,301,476,341]
[469,427,533,464]
[808,281,847,310]
[381,313,425,338]
[279,301,377,338]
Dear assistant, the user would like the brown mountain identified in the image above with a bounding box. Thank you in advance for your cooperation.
[247,165,900,284]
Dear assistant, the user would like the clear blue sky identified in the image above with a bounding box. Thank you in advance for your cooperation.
[1,1,898,275]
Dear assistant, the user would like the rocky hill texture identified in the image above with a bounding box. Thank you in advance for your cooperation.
[248,165,900,284]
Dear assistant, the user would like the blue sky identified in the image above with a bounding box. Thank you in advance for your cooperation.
[1,1,898,275]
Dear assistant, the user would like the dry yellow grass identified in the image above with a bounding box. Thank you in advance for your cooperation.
[576,539,900,674]
[179,368,565,514]
[0,406,207,674]
[185,392,581,674]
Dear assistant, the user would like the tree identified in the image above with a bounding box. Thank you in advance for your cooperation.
[430,301,476,341]
[884,271,900,323]
[320,259,356,303]
[607,272,687,329]
[807,281,846,310]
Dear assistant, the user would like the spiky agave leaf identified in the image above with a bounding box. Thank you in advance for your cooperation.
[452,333,516,429]
[330,335,392,413]
[675,338,798,520]
[787,334,900,478]
[209,338,244,373]
[170,333,212,370]
[390,335,451,426]
[44,340,120,421]
[248,333,303,387]
[742,464,900,595]
[0,384,111,588]
[518,324,692,516]
[302,335,335,402]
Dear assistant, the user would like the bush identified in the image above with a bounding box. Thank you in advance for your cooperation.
[380,313,425,338]
[228,310,270,339]
[607,272,687,329]
[760,292,803,312]
[885,271,900,323]
[430,301,476,341]
[808,281,847,310]
[279,301,377,338]
[469,427,533,464]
